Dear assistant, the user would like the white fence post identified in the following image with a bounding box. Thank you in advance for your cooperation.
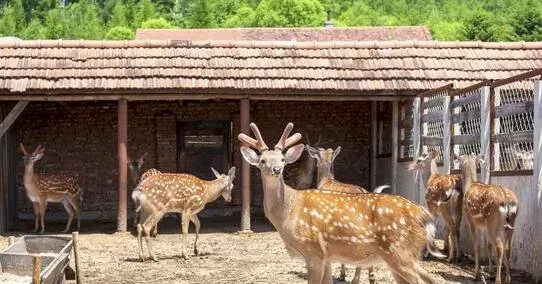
[443,95,452,174]
[412,97,422,202]
[480,86,492,184]
[391,101,399,195]
[534,80,542,203]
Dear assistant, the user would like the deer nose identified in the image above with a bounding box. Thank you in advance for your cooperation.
[272,167,282,174]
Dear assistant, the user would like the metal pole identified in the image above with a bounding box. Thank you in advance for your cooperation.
[370,102,378,190]
[117,99,128,232]
[240,99,251,232]
[480,86,491,184]
[412,98,422,202]
[443,95,452,174]
[533,80,542,203]
[391,101,399,195]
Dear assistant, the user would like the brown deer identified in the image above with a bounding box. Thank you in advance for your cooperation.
[127,152,161,234]
[407,150,463,263]
[133,167,235,261]
[19,143,83,234]
[456,154,518,284]
[239,123,444,284]
[306,145,388,284]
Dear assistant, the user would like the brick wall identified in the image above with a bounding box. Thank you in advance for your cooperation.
[12,100,371,221]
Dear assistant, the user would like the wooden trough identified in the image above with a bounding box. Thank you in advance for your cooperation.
[0,235,73,284]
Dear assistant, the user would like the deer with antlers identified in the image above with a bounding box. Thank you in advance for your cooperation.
[133,167,235,261]
[306,145,388,284]
[456,154,518,284]
[407,150,463,263]
[19,143,83,234]
[239,123,444,284]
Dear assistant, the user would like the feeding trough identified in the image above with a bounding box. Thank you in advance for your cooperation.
[0,235,73,284]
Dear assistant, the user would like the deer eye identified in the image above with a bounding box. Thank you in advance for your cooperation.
[281,158,285,162]
[260,159,266,164]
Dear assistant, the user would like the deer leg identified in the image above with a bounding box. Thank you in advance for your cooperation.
[137,223,145,261]
[467,220,481,280]
[61,199,75,233]
[492,237,504,284]
[320,260,332,284]
[142,212,162,262]
[32,202,40,233]
[504,234,512,284]
[487,238,494,273]
[367,266,375,284]
[441,209,455,262]
[67,195,82,231]
[180,212,191,259]
[306,258,324,284]
[38,199,47,234]
[190,215,201,256]
[351,267,362,284]
[338,264,346,281]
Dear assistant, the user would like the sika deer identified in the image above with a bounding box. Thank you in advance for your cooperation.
[133,167,235,261]
[19,143,83,234]
[306,145,388,284]
[127,152,161,234]
[456,154,518,284]
[407,150,463,262]
[239,123,444,284]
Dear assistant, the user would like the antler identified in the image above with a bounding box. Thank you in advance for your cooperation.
[138,152,149,162]
[33,144,44,154]
[19,143,28,155]
[275,123,302,151]
[238,123,269,152]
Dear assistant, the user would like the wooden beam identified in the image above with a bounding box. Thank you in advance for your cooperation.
[421,110,443,123]
[240,99,251,232]
[452,109,482,124]
[491,69,542,88]
[494,101,534,118]
[453,134,480,145]
[391,101,399,195]
[117,99,128,232]
[421,136,443,146]
[493,130,534,143]
[371,102,377,190]
[417,84,453,98]
[0,101,29,138]
[450,91,482,109]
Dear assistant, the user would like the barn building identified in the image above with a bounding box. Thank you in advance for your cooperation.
[1,27,542,280]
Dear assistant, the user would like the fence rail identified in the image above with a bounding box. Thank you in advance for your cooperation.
[403,68,542,201]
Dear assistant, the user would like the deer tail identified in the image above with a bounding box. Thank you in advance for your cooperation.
[499,202,518,230]
[422,207,447,259]
[132,189,142,207]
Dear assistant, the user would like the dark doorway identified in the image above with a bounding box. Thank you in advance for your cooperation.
[177,121,232,180]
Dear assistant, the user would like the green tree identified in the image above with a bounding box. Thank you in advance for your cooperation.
[462,10,516,41]
[214,0,246,27]
[171,0,190,27]
[141,17,174,28]
[223,5,256,27]
[44,8,69,39]
[512,2,542,41]
[0,5,18,37]
[253,0,326,27]
[135,0,155,27]
[338,1,398,26]
[430,21,466,40]
[109,1,127,28]
[187,0,214,28]
[20,18,47,39]
[105,26,135,39]
[64,0,104,39]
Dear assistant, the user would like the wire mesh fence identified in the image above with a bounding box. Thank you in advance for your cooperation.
[421,91,447,164]
[451,88,482,169]
[493,79,536,171]
[399,100,414,161]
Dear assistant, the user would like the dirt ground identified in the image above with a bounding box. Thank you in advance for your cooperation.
[0,216,536,284]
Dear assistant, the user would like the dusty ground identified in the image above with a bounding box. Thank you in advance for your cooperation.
[0,216,536,284]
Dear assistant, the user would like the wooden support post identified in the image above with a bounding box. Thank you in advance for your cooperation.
[117,99,128,232]
[0,104,5,233]
[533,80,542,203]
[32,255,41,284]
[8,236,14,246]
[480,86,492,184]
[412,98,422,202]
[240,99,251,232]
[72,232,82,284]
[391,101,399,195]
[0,101,29,139]
[443,95,452,174]
[370,102,378,190]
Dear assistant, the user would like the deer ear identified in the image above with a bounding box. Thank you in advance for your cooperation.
[476,154,485,165]
[211,167,221,178]
[228,167,236,180]
[284,144,305,164]
[240,146,260,166]
[332,146,341,160]
[305,145,319,159]
[34,152,44,161]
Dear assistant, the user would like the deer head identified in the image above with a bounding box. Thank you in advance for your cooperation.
[407,149,439,172]
[510,146,534,170]
[128,152,149,184]
[211,166,236,203]
[239,123,304,178]
[455,153,484,185]
[19,143,45,167]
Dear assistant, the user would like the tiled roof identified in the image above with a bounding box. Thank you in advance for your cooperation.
[136,27,433,41]
[0,39,542,97]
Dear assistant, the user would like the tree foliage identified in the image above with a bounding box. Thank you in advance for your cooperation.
[0,0,540,41]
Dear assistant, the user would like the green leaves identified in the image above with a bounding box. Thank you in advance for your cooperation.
[105,26,135,40]
[254,0,326,27]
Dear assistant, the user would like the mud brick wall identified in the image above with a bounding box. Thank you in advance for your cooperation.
[12,100,371,221]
